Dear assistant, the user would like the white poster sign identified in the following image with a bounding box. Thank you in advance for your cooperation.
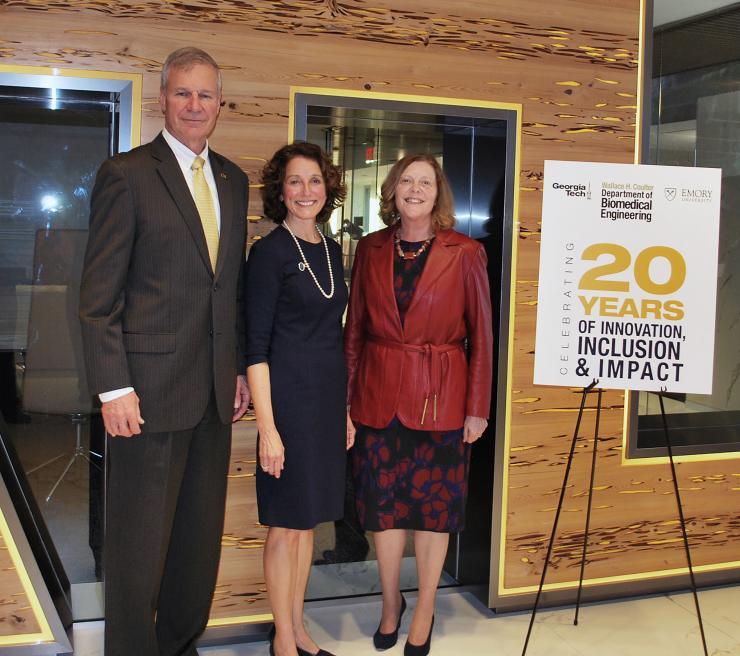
[534,161,722,393]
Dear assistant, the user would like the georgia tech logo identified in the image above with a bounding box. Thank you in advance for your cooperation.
[664,187,677,201]
[552,181,591,199]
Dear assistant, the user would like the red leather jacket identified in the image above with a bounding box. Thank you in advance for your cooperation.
[344,227,493,431]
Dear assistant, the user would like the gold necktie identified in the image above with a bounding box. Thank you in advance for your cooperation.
[191,156,219,268]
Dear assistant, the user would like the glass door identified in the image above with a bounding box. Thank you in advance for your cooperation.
[0,69,138,622]
[294,92,518,599]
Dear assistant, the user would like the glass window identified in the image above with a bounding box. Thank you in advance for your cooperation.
[0,76,127,621]
[631,7,740,457]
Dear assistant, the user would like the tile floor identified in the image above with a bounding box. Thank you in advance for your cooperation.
[71,584,740,656]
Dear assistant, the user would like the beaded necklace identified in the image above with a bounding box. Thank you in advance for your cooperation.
[394,228,434,260]
[282,223,335,299]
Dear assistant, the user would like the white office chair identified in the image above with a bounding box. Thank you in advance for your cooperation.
[22,230,101,502]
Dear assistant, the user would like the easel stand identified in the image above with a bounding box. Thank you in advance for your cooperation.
[521,384,708,656]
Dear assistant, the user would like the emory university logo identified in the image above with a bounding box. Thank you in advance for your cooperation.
[664,187,677,201]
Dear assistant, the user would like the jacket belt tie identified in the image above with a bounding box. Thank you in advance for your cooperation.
[367,336,463,425]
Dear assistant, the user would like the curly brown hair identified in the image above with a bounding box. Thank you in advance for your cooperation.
[379,153,456,230]
[261,142,346,224]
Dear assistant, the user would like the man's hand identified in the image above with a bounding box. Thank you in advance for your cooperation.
[232,374,250,421]
[102,391,145,437]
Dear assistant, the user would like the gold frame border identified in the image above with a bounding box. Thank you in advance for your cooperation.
[0,64,142,147]
[0,62,257,634]
[500,557,740,595]
[0,62,143,646]
[0,507,54,646]
[208,612,274,627]
[496,92,525,598]
[497,0,740,599]
[620,0,739,466]
[209,86,523,629]
[288,85,523,140]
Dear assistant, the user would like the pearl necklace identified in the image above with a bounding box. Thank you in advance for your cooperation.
[282,223,335,299]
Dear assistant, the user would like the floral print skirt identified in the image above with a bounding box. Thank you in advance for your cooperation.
[352,417,470,533]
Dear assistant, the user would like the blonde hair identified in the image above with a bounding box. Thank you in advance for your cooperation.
[379,153,456,230]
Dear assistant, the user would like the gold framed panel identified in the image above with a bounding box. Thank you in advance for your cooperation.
[0,474,71,652]
[0,63,142,149]
[491,0,740,609]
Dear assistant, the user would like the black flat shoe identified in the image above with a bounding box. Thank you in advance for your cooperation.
[373,593,407,650]
[403,615,434,656]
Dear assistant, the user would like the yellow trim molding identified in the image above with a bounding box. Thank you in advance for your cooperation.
[0,64,142,147]
[288,85,522,143]
[0,507,54,646]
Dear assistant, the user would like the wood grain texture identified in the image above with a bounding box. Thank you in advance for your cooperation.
[0,520,41,637]
[3,0,735,619]
[212,418,270,620]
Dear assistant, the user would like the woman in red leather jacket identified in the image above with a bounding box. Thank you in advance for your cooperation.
[345,153,493,656]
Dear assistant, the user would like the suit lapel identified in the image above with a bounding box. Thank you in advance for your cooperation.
[405,229,455,320]
[151,134,214,276]
[368,228,402,332]
[210,153,233,281]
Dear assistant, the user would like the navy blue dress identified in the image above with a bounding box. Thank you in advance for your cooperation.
[352,239,471,533]
[245,226,348,529]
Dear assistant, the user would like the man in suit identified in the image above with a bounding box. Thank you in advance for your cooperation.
[79,47,250,656]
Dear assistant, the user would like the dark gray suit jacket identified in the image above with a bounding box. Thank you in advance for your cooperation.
[79,132,249,433]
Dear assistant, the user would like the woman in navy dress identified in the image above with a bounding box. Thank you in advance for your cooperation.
[345,154,493,656]
[245,142,352,656]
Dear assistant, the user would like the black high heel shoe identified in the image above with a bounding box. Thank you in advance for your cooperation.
[403,615,434,656]
[373,593,407,650]
[271,625,337,656]
[296,646,337,656]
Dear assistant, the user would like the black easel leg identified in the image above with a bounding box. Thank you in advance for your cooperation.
[658,393,709,656]
[574,388,602,625]
[521,380,598,656]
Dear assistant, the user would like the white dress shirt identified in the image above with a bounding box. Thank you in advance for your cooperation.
[99,129,221,403]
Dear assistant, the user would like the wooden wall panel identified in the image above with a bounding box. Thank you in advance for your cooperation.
[0,528,41,637]
[214,420,270,620]
[0,495,59,649]
[3,0,736,621]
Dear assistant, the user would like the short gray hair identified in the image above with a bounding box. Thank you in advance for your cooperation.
[160,47,222,93]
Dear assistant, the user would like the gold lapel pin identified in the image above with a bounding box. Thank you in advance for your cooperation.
[220,172,228,180]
